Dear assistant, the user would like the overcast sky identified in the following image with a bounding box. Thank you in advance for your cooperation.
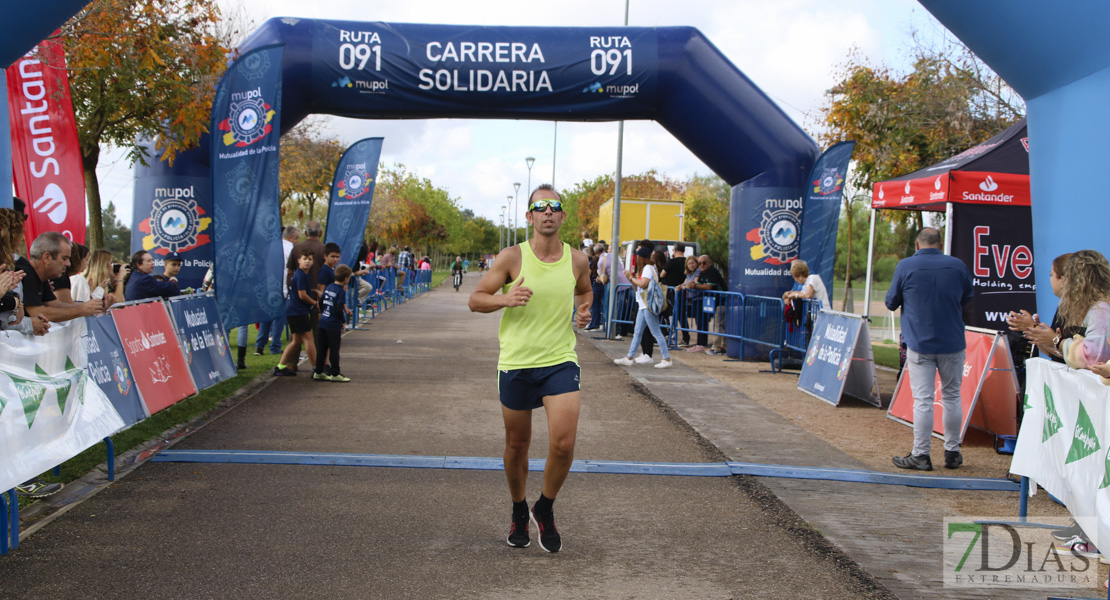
[94,0,948,228]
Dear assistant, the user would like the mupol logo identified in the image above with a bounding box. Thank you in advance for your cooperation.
[582,82,603,93]
[333,76,353,88]
[980,175,999,192]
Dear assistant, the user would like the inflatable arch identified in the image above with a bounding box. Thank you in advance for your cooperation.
[134,17,819,301]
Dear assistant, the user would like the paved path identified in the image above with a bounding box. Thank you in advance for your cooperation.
[0,274,1069,598]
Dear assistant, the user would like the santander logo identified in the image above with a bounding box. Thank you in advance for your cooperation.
[878,186,884,200]
[934,176,943,190]
[33,183,68,225]
[979,176,999,192]
[904,181,911,194]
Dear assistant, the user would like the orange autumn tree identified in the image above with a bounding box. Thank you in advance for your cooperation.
[566,169,684,242]
[56,0,231,249]
[278,120,346,224]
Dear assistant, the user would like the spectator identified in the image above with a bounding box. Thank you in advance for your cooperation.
[397,245,415,271]
[314,242,342,370]
[1053,250,1110,371]
[256,225,299,356]
[672,256,702,347]
[275,249,318,376]
[0,208,36,335]
[83,249,125,306]
[782,259,830,308]
[159,252,183,285]
[420,256,432,270]
[886,227,973,471]
[685,255,725,353]
[614,249,672,368]
[67,243,91,301]
[314,264,352,382]
[352,239,374,306]
[286,221,326,363]
[124,250,181,302]
[585,243,604,331]
[1009,253,1073,363]
[21,232,104,323]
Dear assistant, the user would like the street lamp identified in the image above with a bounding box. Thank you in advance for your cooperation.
[499,206,506,250]
[525,157,535,241]
[507,196,514,246]
[512,184,521,245]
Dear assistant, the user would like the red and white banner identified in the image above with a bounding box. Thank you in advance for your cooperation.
[111,301,196,416]
[6,38,86,244]
[888,328,1020,439]
[871,171,1030,210]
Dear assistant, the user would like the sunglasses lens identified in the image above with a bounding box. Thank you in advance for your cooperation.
[531,200,562,212]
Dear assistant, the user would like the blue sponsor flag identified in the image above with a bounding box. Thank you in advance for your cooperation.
[798,141,855,290]
[324,138,383,267]
[166,294,237,390]
[210,44,285,328]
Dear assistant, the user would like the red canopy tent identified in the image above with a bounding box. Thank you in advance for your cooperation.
[864,119,1033,330]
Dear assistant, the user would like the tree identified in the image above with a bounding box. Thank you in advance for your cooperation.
[679,174,731,269]
[56,0,232,250]
[101,201,131,260]
[564,170,684,241]
[279,120,345,225]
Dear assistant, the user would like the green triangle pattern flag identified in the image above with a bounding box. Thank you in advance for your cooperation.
[8,370,48,429]
[1066,401,1101,464]
[1043,383,1063,442]
[1100,447,1110,489]
[1023,393,1032,411]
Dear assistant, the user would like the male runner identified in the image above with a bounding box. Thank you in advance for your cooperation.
[469,183,592,553]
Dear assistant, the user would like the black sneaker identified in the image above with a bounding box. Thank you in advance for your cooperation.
[892,453,932,471]
[530,507,562,553]
[272,366,295,377]
[944,450,963,470]
[507,510,530,548]
[16,477,63,498]
[253,349,263,356]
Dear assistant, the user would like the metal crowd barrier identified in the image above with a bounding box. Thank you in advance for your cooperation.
[771,298,822,373]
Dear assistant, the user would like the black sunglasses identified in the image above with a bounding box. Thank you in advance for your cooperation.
[529,199,563,213]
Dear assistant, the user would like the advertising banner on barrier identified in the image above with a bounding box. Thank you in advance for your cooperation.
[210,44,286,329]
[166,294,236,390]
[1011,359,1110,552]
[950,203,1037,330]
[798,141,854,290]
[798,311,880,407]
[6,37,87,244]
[85,314,144,426]
[888,328,1019,438]
[325,137,383,268]
[0,320,125,495]
[111,301,196,415]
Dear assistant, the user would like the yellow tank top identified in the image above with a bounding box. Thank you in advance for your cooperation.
[497,241,578,370]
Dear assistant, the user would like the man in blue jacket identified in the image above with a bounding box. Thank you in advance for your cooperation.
[125,250,181,302]
[886,228,973,471]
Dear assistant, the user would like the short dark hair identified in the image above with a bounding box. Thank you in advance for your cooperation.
[528,183,562,204]
[675,242,686,253]
[129,250,148,270]
[299,249,314,259]
[324,242,342,255]
[334,264,353,282]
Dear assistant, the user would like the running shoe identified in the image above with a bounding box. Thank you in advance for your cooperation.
[706,348,723,356]
[272,366,296,377]
[685,345,706,353]
[892,453,932,471]
[613,334,624,341]
[1054,534,1088,552]
[330,374,351,383]
[1070,541,1101,559]
[507,510,531,548]
[312,372,331,382]
[633,354,653,365]
[613,357,634,366]
[944,450,963,470]
[16,478,63,498]
[1052,522,1084,542]
[654,359,673,369]
[531,508,562,553]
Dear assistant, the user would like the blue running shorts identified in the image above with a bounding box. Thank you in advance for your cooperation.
[498,361,580,411]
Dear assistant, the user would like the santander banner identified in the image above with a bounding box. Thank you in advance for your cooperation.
[5,38,86,244]
[111,301,196,416]
[871,171,1030,210]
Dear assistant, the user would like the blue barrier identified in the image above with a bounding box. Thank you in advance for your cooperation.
[771,298,822,372]
[669,289,743,351]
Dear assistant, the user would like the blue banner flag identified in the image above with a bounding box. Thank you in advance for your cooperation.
[85,314,145,425]
[210,44,285,328]
[798,141,855,290]
[324,138,383,267]
[166,294,237,390]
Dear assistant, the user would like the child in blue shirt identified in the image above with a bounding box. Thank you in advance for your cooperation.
[314,264,352,382]
[274,250,318,376]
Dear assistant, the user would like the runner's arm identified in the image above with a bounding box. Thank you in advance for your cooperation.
[469,246,525,313]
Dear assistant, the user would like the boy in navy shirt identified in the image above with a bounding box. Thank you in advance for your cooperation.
[274,250,318,376]
[315,243,342,371]
[315,264,352,382]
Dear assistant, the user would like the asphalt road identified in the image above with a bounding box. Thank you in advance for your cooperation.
[0,273,891,599]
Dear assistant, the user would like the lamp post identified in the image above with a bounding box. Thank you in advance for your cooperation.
[499,207,505,250]
[507,195,514,246]
[512,184,521,245]
[524,157,535,241]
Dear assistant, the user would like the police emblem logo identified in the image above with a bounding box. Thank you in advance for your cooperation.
[814,167,844,196]
[221,96,273,147]
[150,196,201,252]
[338,165,373,199]
[758,209,801,263]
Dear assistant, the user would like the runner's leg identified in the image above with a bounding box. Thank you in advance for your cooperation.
[502,406,533,502]
[540,391,580,499]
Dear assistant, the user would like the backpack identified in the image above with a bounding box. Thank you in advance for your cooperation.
[639,272,669,316]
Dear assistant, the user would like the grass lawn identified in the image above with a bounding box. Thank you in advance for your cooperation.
[871,343,901,371]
